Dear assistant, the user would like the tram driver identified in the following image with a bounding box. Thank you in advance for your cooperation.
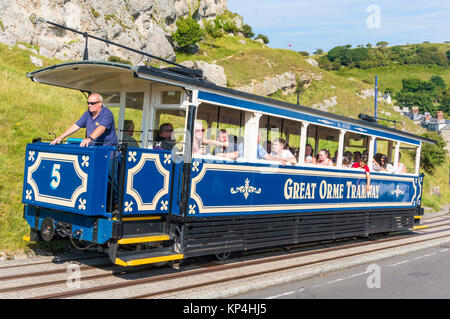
[50,93,118,147]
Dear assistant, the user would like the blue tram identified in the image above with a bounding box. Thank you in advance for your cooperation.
[22,38,433,267]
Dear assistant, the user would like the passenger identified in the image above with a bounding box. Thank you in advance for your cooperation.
[154,123,175,151]
[270,138,297,165]
[372,153,383,172]
[353,151,361,164]
[305,144,316,164]
[352,154,371,191]
[122,120,139,148]
[343,151,353,163]
[342,156,353,168]
[51,93,118,146]
[317,149,333,166]
[212,129,238,159]
[291,147,300,162]
[192,121,227,156]
[342,152,353,168]
[389,152,407,174]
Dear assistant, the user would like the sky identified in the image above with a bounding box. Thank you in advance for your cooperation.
[227,0,450,53]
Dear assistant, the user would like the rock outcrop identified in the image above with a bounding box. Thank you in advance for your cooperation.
[181,60,227,87]
[236,72,297,96]
[0,0,227,64]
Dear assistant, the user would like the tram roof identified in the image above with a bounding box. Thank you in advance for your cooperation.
[27,60,435,145]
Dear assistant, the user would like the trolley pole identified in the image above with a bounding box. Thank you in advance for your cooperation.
[374,75,378,153]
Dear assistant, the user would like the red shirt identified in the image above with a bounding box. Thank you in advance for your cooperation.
[352,162,370,173]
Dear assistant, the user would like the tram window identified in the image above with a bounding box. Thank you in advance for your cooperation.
[259,115,301,161]
[153,109,186,153]
[99,91,122,145]
[372,138,395,172]
[307,124,340,165]
[343,133,369,165]
[195,104,244,158]
[102,92,121,105]
[120,92,144,148]
[161,91,181,105]
[399,143,417,174]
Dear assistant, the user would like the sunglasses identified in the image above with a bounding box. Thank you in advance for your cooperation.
[87,101,101,105]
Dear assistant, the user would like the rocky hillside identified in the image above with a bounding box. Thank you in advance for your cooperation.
[0,0,227,64]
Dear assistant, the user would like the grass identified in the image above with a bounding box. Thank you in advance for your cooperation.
[334,64,450,93]
[0,43,86,252]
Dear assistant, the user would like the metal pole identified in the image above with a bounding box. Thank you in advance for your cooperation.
[374,75,378,154]
[375,75,378,123]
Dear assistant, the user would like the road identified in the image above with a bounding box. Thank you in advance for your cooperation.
[235,242,450,299]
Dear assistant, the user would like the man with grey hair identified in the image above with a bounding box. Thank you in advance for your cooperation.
[51,93,118,146]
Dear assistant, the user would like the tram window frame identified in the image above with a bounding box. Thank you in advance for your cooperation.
[398,142,419,175]
[118,92,145,148]
[151,108,187,154]
[343,133,370,167]
[306,124,341,167]
[194,103,245,160]
[149,85,188,152]
[258,115,301,165]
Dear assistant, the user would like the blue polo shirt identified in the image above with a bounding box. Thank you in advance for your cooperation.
[75,107,118,145]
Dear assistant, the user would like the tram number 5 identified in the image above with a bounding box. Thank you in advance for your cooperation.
[50,164,61,190]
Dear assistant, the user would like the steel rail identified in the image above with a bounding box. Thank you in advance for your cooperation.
[29,226,450,299]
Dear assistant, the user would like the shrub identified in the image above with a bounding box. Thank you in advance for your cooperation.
[172,16,205,51]
[205,20,223,39]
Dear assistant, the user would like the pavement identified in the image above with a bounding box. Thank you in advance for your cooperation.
[422,204,450,220]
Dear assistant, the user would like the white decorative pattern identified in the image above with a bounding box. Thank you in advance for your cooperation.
[128,151,137,162]
[78,198,86,210]
[81,155,90,167]
[28,151,35,161]
[124,201,133,212]
[391,185,405,198]
[230,178,262,200]
[160,200,168,211]
[163,154,172,164]
[192,161,200,172]
[25,189,32,200]
[189,204,196,215]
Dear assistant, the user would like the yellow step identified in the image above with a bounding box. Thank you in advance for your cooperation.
[413,225,428,230]
[117,235,170,245]
[115,254,184,267]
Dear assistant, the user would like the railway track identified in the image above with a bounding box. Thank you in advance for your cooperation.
[1,215,449,299]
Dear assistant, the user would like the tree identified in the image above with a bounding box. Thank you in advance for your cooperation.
[441,95,450,115]
[430,75,446,89]
[420,132,448,174]
[172,16,205,52]
[313,48,324,55]
[376,41,389,48]
[255,34,269,44]
[241,24,254,38]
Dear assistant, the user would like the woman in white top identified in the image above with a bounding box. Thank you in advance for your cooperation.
[317,149,334,166]
[305,144,317,164]
[270,138,297,166]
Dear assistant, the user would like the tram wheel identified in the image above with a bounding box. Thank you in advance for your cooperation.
[215,251,231,260]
